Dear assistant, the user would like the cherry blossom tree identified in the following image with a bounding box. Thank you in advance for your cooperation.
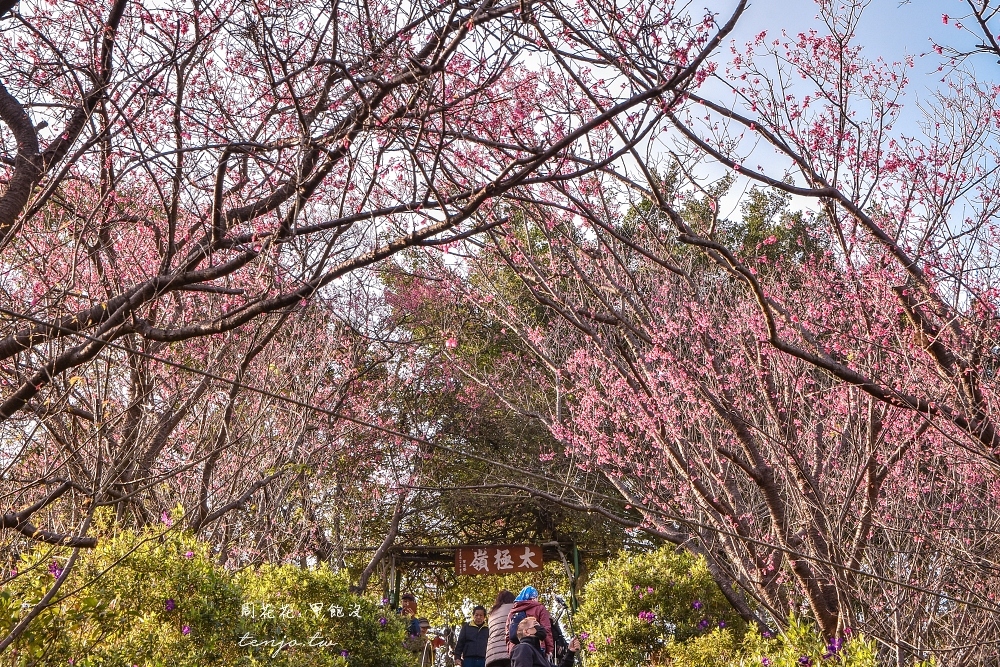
[383,1,1000,662]
[0,0,738,533]
[0,2,748,651]
[15,0,1000,661]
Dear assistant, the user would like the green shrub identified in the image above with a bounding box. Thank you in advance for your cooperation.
[575,546,745,666]
[236,563,411,667]
[574,547,881,667]
[0,528,411,667]
[1,529,242,666]
[670,620,878,667]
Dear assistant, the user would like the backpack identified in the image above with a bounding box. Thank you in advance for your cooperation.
[508,609,528,644]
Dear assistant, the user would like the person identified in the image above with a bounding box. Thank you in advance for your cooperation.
[402,617,447,666]
[420,618,447,650]
[399,593,422,638]
[486,590,515,667]
[510,616,580,667]
[505,586,554,656]
[455,605,490,667]
[418,618,435,667]
[549,618,569,663]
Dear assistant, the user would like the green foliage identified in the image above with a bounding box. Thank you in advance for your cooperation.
[573,546,884,667]
[750,619,877,666]
[377,232,641,576]
[721,186,824,268]
[0,528,411,667]
[670,620,878,667]
[236,564,410,667]
[1,529,241,667]
[575,546,745,667]
[666,628,739,665]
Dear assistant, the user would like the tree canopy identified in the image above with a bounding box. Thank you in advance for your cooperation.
[4,0,1000,665]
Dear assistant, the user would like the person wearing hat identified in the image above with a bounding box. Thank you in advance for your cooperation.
[399,593,422,638]
[417,619,434,667]
[404,617,445,666]
[505,586,554,656]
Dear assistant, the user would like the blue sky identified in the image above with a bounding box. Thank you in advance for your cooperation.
[727,0,988,83]
[722,0,974,142]
[683,1,995,216]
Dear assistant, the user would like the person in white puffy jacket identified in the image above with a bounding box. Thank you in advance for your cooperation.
[486,589,516,667]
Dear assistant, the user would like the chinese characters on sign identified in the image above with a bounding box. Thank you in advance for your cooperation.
[240,601,361,620]
[454,545,543,575]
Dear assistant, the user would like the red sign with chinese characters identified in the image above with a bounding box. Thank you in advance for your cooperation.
[454,545,544,575]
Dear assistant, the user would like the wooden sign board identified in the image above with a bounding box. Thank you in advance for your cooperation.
[454,545,543,576]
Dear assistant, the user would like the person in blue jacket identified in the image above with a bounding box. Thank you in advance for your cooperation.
[455,605,490,667]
